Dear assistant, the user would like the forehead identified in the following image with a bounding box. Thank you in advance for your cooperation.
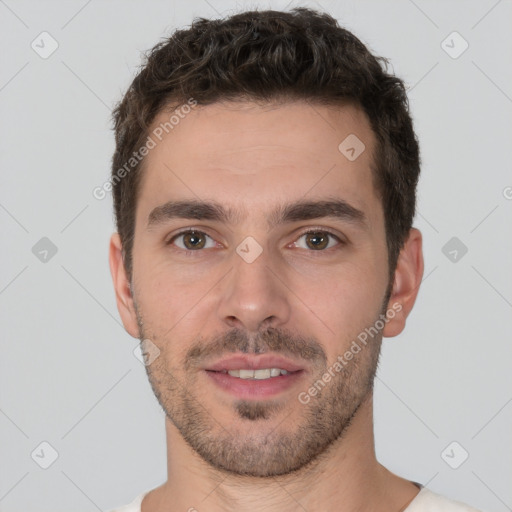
[137,100,380,224]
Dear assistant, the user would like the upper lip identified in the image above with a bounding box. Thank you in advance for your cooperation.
[204,354,305,372]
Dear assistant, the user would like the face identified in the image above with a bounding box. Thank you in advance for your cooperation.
[119,101,395,477]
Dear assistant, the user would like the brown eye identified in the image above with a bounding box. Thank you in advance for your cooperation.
[305,232,329,250]
[171,230,215,250]
[183,231,205,249]
[294,231,340,251]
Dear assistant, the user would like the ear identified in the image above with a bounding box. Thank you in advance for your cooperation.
[382,228,424,338]
[109,233,140,338]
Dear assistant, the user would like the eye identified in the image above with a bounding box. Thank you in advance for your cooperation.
[293,230,341,251]
[168,230,217,250]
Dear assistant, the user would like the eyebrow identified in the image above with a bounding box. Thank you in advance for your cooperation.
[147,198,367,230]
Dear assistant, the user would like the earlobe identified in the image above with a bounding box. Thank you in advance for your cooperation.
[382,228,424,338]
[109,233,140,338]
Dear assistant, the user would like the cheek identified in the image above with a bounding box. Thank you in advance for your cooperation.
[133,250,223,335]
[288,253,387,337]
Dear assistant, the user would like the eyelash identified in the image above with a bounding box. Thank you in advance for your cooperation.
[166,228,344,254]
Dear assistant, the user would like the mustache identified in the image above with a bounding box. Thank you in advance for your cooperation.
[185,327,327,370]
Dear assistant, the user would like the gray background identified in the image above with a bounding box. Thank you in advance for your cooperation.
[1,0,511,511]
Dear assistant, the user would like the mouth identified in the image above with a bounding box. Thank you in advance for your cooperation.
[212,368,294,379]
[203,354,306,399]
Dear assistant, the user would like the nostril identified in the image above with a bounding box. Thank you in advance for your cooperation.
[225,315,240,327]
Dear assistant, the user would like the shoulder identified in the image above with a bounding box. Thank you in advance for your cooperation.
[108,491,148,512]
[406,487,483,512]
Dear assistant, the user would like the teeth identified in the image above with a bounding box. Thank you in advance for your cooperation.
[226,368,290,379]
[254,369,271,380]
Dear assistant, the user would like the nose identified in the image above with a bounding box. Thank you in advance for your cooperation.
[216,245,291,333]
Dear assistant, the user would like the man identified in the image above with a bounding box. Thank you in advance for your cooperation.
[108,7,481,512]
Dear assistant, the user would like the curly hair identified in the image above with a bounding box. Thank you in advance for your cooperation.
[111,7,420,281]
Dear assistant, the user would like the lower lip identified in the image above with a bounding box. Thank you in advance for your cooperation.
[205,370,305,399]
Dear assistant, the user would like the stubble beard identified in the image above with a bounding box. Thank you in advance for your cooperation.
[136,308,384,478]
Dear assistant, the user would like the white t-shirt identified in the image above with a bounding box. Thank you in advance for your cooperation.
[109,486,483,512]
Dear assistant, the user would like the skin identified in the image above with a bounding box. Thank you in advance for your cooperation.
[110,100,424,512]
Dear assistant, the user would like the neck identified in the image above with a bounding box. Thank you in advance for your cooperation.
[142,393,420,512]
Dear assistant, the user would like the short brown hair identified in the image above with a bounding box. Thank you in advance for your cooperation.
[111,7,420,281]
